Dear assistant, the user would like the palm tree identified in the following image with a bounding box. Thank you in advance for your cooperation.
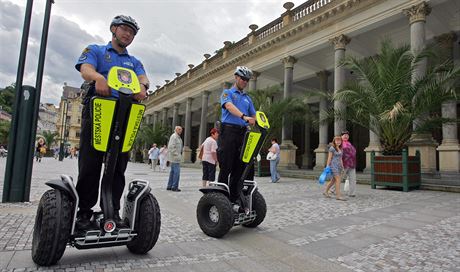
[132,123,170,162]
[333,40,459,155]
[40,131,58,149]
[249,85,312,148]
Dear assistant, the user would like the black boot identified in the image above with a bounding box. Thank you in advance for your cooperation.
[76,211,95,231]
[114,211,128,228]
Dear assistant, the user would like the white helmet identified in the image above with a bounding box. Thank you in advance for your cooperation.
[234,66,253,79]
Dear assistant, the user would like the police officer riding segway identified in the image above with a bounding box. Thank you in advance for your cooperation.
[196,67,268,238]
[31,15,161,266]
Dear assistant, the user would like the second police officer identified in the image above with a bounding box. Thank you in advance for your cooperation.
[217,66,256,213]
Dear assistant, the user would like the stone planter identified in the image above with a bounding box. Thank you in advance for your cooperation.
[371,149,421,192]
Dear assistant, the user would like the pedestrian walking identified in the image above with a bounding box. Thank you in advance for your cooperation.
[268,138,281,183]
[201,128,219,187]
[166,126,183,192]
[36,138,46,162]
[341,130,357,197]
[323,136,346,201]
[159,145,168,171]
[148,143,160,171]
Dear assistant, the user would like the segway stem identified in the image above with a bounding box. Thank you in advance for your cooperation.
[238,126,268,184]
[100,94,132,222]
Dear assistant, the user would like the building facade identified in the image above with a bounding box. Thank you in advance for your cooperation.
[36,103,58,135]
[144,0,459,179]
[56,83,83,149]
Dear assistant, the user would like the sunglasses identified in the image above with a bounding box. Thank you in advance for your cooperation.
[239,76,250,82]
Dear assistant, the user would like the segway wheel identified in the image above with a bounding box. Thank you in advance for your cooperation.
[243,190,266,228]
[127,193,161,254]
[32,189,73,266]
[196,192,233,238]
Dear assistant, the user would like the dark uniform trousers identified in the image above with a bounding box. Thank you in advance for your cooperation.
[217,124,254,203]
[76,101,129,215]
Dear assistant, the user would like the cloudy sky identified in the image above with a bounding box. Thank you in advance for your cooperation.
[0,0,307,105]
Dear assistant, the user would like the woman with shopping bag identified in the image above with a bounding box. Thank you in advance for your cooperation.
[323,136,347,201]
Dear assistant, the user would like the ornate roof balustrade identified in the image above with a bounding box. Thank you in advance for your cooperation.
[145,0,362,107]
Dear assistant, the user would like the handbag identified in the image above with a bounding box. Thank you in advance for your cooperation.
[318,166,332,185]
[266,151,277,160]
[344,178,350,192]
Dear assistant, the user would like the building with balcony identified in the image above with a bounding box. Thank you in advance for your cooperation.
[144,0,459,180]
[56,83,84,149]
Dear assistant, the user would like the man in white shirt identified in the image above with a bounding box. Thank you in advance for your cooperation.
[201,128,219,187]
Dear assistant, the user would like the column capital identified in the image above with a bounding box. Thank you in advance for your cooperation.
[186,97,193,104]
[251,71,261,80]
[403,2,431,24]
[202,90,211,97]
[330,34,351,50]
[435,32,458,49]
[281,56,297,68]
[316,70,331,80]
[162,107,169,111]
[173,103,180,109]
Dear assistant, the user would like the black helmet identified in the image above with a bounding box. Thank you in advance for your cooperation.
[234,66,253,79]
[110,15,140,35]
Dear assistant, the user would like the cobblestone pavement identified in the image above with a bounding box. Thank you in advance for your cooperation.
[0,157,459,271]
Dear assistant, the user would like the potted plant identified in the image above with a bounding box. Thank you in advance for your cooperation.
[333,40,459,191]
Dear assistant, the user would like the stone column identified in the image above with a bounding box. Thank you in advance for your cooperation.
[249,71,260,91]
[404,2,437,173]
[172,103,180,128]
[161,107,168,127]
[436,32,459,174]
[183,97,193,163]
[363,130,383,173]
[314,70,331,170]
[144,114,151,125]
[196,91,210,164]
[279,56,298,169]
[301,120,312,169]
[152,111,159,128]
[330,34,350,135]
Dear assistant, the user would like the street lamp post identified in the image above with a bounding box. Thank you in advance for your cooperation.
[59,99,68,161]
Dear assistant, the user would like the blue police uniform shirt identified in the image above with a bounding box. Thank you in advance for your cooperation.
[220,86,256,127]
[75,42,146,98]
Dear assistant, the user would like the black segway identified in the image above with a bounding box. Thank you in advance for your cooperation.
[196,111,269,238]
[31,67,161,266]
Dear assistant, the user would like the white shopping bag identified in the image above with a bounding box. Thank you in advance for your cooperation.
[344,178,350,193]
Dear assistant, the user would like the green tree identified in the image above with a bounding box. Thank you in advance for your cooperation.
[0,84,15,114]
[39,130,58,149]
[132,123,170,162]
[249,85,312,150]
[0,120,11,145]
[332,40,459,155]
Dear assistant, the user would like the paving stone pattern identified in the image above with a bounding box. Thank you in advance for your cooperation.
[0,158,459,271]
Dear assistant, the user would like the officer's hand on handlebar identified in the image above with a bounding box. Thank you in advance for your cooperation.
[95,77,111,96]
[244,116,256,126]
[133,90,147,102]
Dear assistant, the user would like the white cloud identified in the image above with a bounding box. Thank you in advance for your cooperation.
[1,0,306,105]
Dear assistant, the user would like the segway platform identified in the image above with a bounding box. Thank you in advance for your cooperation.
[196,111,269,238]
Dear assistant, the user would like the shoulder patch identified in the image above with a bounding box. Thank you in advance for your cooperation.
[78,47,90,61]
